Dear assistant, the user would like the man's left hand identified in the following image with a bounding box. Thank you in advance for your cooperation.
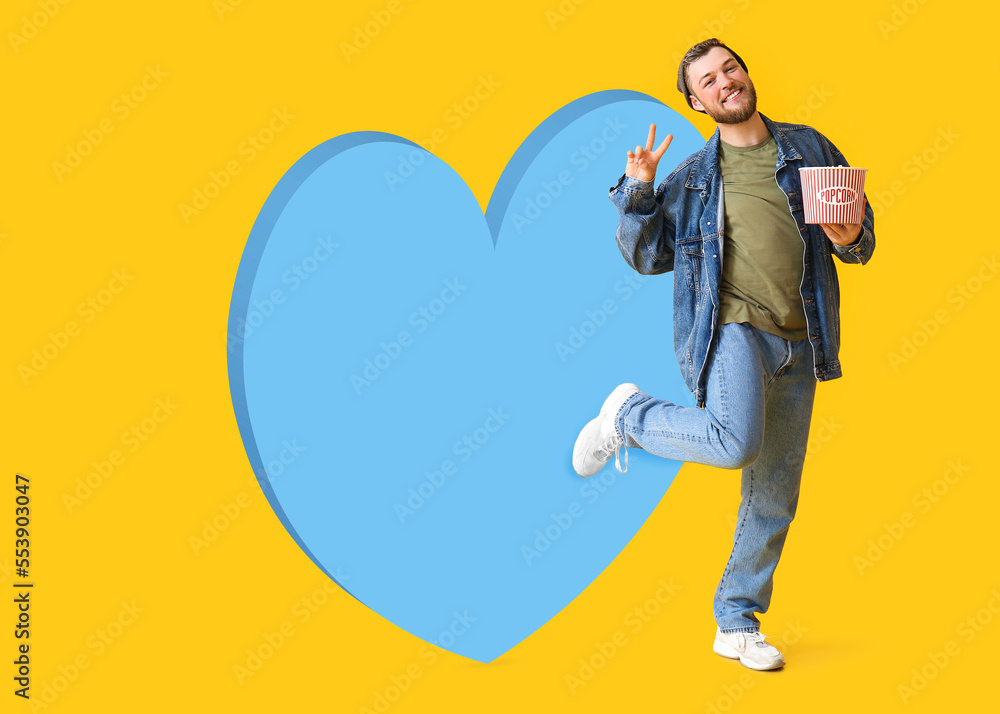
[819,198,866,246]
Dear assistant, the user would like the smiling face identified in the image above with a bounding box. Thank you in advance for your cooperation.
[686,46,758,125]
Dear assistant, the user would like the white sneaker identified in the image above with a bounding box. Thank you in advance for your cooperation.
[713,628,785,670]
[572,383,640,478]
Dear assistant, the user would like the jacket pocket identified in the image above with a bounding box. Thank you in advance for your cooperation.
[677,237,704,293]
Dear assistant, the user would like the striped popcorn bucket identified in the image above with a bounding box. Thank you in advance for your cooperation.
[798,166,868,224]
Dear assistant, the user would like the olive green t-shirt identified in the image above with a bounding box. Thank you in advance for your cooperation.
[717,134,808,341]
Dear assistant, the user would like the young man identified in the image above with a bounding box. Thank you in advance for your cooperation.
[571,39,875,670]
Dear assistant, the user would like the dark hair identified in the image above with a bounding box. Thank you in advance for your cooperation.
[676,39,749,112]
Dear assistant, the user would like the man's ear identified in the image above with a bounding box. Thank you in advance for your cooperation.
[690,94,704,112]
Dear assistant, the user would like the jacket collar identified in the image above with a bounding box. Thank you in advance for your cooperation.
[684,112,803,190]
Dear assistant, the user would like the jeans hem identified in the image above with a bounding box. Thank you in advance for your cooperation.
[614,390,644,442]
[718,626,760,634]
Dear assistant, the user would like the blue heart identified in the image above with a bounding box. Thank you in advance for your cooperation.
[228,91,704,662]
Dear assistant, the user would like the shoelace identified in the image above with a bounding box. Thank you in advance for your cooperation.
[744,631,771,648]
[594,434,629,473]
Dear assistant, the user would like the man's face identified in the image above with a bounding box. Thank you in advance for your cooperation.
[686,46,757,125]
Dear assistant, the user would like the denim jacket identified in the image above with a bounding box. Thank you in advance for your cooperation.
[609,112,875,407]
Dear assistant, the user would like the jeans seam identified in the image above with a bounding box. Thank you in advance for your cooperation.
[716,463,755,621]
[768,337,795,387]
[719,329,729,432]
[632,429,715,444]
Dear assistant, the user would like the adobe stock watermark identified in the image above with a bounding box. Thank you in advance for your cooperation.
[869,126,960,219]
[19,599,144,709]
[508,116,627,234]
[213,0,245,20]
[667,0,753,67]
[188,441,301,556]
[227,235,340,351]
[896,588,1000,705]
[521,462,625,567]
[233,576,350,685]
[877,0,931,40]
[725,415,843,530]
[178,106,296,223]
[785,85,833,125]
[565,577,682,694]
[264,439,306,480]
[707,672,758,713]
[0,557,15,586]
[384,74,502,191]
[545,0,589,30]
[190,497,250,556]
[62,397,180,515]
[853,458,971,575]
[188,466,266,556]
[19,268,134,385]
[887,255,997,372]
[359,610,477,714]
[52,65,168,181]
[803,414,844,461]
[704,620,809,713]
[340,0,411,63]
[394,407,511,524]
[350,277,467,395]
[555,273,649,362]
[8,0,72,54]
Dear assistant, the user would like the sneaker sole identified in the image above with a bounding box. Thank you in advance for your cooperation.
[713,640,784,671]
[572,416,603,477]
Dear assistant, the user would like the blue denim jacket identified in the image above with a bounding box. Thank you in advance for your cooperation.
[609,112,875,407]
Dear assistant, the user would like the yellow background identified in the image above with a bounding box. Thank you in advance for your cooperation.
[4,0,997,711]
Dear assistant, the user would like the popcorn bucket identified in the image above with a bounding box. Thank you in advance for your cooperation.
[798,166,868,224]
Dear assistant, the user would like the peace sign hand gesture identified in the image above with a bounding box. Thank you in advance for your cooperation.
[625,123,673,183]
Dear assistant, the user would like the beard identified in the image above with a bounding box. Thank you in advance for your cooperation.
[702,81,758,125]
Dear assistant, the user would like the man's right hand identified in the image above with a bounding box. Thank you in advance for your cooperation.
[625,123,673,183]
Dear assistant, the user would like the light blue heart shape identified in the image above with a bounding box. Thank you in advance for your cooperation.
[228,91,703,662]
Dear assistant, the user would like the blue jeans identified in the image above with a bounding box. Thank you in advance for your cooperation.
[614,322,816,633]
